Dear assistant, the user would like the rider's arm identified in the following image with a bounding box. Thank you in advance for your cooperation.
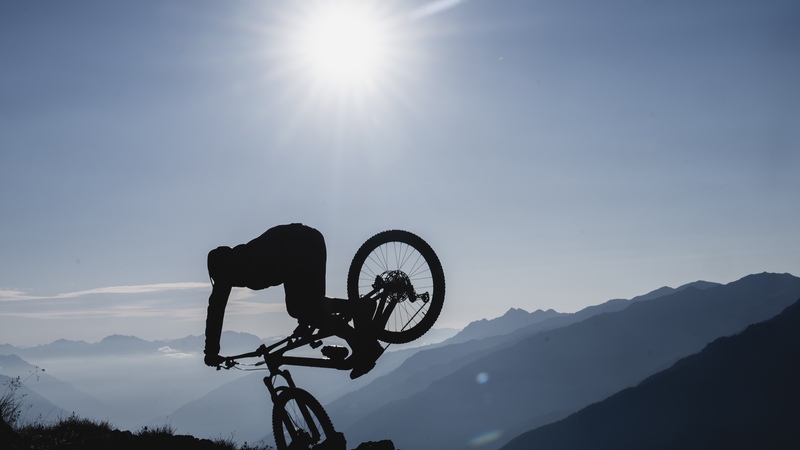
[204,283,232,362]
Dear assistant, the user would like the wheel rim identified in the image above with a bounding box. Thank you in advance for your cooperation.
[279,397,328,448]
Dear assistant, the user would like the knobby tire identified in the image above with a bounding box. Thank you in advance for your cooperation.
[272,388,338,450]
[347,230,445,344]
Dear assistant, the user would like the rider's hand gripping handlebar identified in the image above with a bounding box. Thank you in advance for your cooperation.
[218,344,269,370]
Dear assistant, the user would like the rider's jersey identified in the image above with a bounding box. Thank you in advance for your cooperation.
[210,223,327,320]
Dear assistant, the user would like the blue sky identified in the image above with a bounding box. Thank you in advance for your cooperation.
[2,0,799,346]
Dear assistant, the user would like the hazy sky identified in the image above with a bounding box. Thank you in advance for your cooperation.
[2,0,798,347]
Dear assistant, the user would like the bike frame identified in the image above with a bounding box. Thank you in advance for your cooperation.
[222,277,407,397]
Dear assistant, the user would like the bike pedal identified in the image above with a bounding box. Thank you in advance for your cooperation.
[321,345,349,361]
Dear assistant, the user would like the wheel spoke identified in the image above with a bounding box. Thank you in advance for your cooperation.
[347,230,444,344]
[274,389,336,450]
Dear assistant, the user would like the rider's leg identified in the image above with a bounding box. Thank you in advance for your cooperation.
[288,289,381,368]
[308,310,359,346]
[279,228,372,341]
[307,309,382,378]
[280,224,374,335]
[319,296,375,335]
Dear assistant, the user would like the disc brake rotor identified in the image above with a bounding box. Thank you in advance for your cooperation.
[381,270,416,302]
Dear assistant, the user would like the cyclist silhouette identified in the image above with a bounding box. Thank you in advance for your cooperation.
[204,223,382,379]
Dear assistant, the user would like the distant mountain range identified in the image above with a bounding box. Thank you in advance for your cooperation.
[501,297,800,450]
[0,331,279,430]
[3,273,797,449]
[0,331,272,359]
[336,273,800,450]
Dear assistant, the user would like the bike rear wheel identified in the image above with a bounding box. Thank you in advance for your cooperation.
[272,388,343,450]
[347,230,445,344]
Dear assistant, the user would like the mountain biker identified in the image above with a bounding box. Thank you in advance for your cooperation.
[203,223,383,379]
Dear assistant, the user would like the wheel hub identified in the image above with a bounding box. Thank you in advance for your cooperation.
[381,270,416,302]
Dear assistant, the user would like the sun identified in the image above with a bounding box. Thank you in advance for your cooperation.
[291,2,390,88]
[260,0,425,119]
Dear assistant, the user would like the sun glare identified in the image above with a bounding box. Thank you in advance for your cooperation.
[263,0,425,122]
[293,3,389,88]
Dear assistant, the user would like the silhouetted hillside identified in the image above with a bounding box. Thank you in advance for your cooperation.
[0,373,68,427]
[501,298,800,450]
[160,370,272,444]
[325,280,715,431]
[340,273,800,450]
[0,355,119,423]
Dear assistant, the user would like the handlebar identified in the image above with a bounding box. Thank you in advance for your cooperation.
[217,331,298,370]
[218,344,268,370]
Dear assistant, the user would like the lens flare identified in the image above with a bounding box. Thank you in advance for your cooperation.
[469,430,504,447]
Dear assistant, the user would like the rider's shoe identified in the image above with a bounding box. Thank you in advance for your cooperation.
[350,360,376,380]
[350,340,384,379]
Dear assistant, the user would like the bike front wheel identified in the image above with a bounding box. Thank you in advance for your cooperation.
[272,388,343,450]
[347,230,445,344]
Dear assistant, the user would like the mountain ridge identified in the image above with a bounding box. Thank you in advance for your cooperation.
[325,277,721,432]
[0,331,274,359]
[339,272,800,449]
[501,297,800,450]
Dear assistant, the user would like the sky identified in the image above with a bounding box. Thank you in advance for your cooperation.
[1,0,799,347]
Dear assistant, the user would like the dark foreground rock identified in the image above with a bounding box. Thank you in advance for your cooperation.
[353,441,395,450]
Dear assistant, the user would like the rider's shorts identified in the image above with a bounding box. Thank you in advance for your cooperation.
[279,225,327,322]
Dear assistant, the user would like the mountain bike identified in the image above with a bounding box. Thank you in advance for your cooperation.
[218,230,446,450]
